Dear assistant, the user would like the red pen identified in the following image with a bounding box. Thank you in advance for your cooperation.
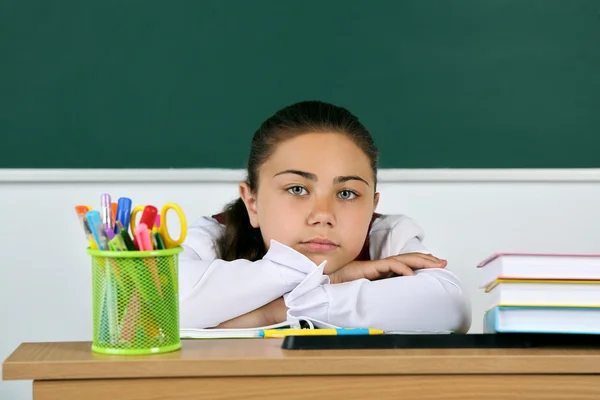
[140,206,158,231]
[131,205,158,247]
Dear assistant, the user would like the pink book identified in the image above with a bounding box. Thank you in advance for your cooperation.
[477,252,600,287]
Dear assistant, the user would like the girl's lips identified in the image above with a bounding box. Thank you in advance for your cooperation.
[301,239,339,252]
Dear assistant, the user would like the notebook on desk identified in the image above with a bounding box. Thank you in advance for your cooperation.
[180,318,315,339]
[180,319,452,339]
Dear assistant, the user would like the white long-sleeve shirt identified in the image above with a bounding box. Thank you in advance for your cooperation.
[178,214,472,332]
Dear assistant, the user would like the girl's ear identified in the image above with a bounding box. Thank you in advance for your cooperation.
[239,182,260,228]
[373,192,380,210]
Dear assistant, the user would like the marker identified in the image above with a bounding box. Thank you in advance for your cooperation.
[115,197,132,234]
[260,328,385,338]
[154,232,165,250]
[74,206,99,250]
[107,234,127,252]
[135,223,163,297]
[104,226,115,241]
[134,223,153,251]
[140,206,158,231]
[100,194,113,230]
[130,205,158,234]
[131,206,158,247]
[117,221,137,251]
[86,211,109,250]
[104,226,127,251]
[152,214,160,234]
[111,202,117,227]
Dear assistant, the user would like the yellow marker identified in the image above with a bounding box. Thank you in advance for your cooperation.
[261,328,384,338]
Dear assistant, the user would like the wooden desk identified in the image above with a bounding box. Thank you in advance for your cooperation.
[3,340,600,399]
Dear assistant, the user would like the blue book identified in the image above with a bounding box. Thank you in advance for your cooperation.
[484,305,600,334]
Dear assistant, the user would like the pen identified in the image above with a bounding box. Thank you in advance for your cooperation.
[134,223,153,251]
[120,227,137,250]
[140,206,158,231]
[134,223,163,297]
[74,205,99,250]
[115,197,132,234]
[101,194,113,230]
[260,328,385,338]
[131,205,158,247]
[111,202,117,227]
[130,205,158,233]
[86,210,109,250]
[105,227,127,251]
[154,232,165,250]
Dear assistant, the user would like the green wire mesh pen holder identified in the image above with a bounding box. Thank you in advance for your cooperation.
[87,247,183,355]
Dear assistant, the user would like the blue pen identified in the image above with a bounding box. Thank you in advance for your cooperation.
[86,211,109,250]
[115,197,132,234]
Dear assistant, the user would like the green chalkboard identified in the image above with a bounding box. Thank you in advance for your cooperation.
[2,1,600,169]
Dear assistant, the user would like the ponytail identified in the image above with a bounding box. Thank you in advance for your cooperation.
[215,197,266,261]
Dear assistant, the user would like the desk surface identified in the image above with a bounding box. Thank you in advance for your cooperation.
[4,339,600,381]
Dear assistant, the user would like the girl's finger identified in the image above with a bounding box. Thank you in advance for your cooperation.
[392,254,446,270]
[421,254,445,264]
[387,259,415,276]
[406,252,445,264]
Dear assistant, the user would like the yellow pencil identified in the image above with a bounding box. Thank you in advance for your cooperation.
[261,328,384,338]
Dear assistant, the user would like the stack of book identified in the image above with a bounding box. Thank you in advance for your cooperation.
[478,252,600,334]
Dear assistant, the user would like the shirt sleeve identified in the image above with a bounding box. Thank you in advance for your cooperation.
[283,214,472,333]
[178,217,323,329]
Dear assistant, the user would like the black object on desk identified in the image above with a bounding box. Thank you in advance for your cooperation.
[281,333,600,350]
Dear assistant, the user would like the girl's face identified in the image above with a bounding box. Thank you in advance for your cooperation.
[240,132,379,273]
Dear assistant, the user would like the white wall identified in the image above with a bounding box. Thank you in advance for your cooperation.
[2,168,600,399]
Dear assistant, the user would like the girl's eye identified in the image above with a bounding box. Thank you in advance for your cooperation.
[287,186,308,196]
[338,190,358,200]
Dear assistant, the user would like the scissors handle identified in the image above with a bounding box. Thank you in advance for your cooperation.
[129,205,146,236]
[158,203,187,249]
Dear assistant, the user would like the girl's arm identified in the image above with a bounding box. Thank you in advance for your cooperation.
[178,217,322,329]
[284,266,472,332]
[283,215,472,332]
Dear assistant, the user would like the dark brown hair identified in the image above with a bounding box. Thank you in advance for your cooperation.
[215,100,379,261]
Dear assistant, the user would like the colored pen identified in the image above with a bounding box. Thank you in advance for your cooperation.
[260,328,385,338]
[134,223,153,251]
[101,194,113,230]
[74,206,99,250]
[104,226,115,241]
[115,197,132,234]
[111,202,117,227]
[140,205,158,231]
[86,210,109,250]
[135,223,163,297]
[131,205,157,247]
[107,235,127,252]
[154,232,165,250]
[104,226,126,251]
[117,221,137,250]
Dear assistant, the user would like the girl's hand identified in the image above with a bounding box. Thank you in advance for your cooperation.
[328,253,447,284]
[214,297,288,329]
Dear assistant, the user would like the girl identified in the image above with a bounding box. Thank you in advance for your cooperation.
[179,101,471,333]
